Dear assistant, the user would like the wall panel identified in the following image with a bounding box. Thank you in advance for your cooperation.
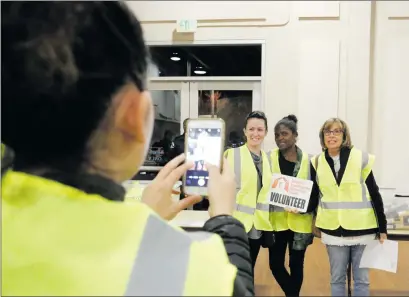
[297,39,340,155]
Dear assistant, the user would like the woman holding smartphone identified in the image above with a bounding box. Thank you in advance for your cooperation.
[267,115,314,297]
[1,2,254,295]
[309,117,387,296]
[224,111,274,272]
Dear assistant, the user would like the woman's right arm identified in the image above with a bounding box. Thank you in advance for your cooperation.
[203,215,254,296]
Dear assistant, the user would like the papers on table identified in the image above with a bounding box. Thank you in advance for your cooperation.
[360,240,399,273]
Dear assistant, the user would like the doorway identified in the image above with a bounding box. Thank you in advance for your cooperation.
[143,79,261,171]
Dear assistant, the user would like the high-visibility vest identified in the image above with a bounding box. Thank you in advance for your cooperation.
[269,148,313,233]
[224,145,273,232]
[2,171,237,296]
[311,147,377,230]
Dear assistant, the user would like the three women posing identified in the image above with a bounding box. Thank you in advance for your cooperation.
[226,112,386,297]
[225,113,312,297]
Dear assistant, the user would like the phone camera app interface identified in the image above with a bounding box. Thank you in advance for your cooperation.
[186,128,221,188]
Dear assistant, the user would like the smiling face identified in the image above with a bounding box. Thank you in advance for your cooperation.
[323,123,344,150]
[275,124,297,151]
[244,118,267,147]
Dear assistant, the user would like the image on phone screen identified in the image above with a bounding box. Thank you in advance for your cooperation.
[185,127,222,188]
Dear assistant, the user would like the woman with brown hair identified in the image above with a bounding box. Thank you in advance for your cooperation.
[308,117,387,296]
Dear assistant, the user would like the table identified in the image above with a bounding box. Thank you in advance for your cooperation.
[170,210,209,231]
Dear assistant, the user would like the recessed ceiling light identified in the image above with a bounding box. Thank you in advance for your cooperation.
[194,66,206,75]
[170,52,180,61]
[194,70,206,75]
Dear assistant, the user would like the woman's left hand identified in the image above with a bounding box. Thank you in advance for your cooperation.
[141,154,202,220]
[284,207,299,214]
[379,233,387,244]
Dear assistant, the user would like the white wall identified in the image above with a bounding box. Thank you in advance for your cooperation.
[370,1,409,193]
[127,1,409,193]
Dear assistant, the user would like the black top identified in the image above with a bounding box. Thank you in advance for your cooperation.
[278,151,296,177]
[1,145,15,174]
[307,147,387,236]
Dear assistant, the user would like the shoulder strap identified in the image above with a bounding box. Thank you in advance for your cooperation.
[266,150,272,169]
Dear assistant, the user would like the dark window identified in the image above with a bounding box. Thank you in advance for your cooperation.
[197,90,252,149]
[150,45,262,77]
[143,90,181,167]
[150,48,188,77]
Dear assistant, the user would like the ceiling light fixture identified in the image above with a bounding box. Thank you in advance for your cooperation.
[170,52,180,61]
[194,66,206,75]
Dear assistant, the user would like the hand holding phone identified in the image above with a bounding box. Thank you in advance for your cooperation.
[141,154,202,220]
[183,118,225,196]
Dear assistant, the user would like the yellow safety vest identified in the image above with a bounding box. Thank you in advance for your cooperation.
[2,171,237,296]
[269,148,313,233]
[224,145,273,232]
[311,147,377,230]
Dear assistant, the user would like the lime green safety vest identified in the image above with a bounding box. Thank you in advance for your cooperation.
[224,145,273,232]
[269,148,313,233]
[311,147,377,230]
[2,171,237,296]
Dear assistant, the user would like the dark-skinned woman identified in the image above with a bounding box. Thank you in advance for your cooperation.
[268,115,314,297]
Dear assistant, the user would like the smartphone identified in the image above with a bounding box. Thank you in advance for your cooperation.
[183,118,225,196]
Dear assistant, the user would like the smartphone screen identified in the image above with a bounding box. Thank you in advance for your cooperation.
[185,125,223,190]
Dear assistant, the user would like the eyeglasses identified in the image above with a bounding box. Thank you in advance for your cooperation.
[323,129,343,136]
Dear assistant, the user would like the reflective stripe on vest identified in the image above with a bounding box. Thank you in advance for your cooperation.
[316,151,371,210]
[125,215,213,296]
[233,147,271,214]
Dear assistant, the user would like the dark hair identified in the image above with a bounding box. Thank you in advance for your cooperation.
[244,111,268,131]
[1,2,149,171]
[274,114,298,135]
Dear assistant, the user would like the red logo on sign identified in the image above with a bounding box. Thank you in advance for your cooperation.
[272,176,290,192]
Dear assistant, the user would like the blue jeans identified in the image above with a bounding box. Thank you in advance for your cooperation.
[326,245,370,296]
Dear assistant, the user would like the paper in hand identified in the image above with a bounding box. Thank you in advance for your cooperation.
[359,240,398,273]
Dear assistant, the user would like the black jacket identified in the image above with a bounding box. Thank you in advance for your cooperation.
[307,147,387,237]
[38,170,254,297]
[1,145,15,174]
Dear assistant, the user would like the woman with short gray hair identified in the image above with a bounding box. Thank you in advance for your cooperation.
[308,117,387,296]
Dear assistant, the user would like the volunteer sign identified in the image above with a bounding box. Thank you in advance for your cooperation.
[268,173,313,212]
